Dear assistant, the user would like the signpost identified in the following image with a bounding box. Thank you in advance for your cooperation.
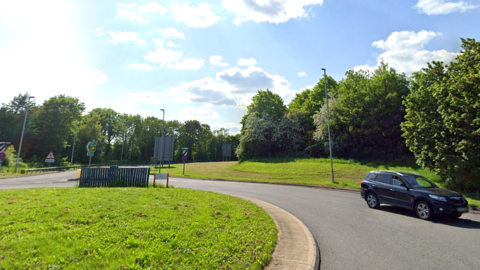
[181,147,188,175]
[154,136,174,171]
[0,142,11,172]
[45,151,55,166]
[222,144,232,161]
[86,141,97,165]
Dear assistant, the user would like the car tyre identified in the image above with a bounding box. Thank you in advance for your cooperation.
[415,201,432,220]
[366,192,380,209]
[449,213,462,219]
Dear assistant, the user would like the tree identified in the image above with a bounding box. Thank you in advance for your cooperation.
[289,76,338,116]
[2,93,36,114]
[402,38,480,191]
[178,120,203,161]
[75,113,105,163]
[241,89,287,127]
[314,62,410,159]
[90,108,119,159]
[32,95,85,163]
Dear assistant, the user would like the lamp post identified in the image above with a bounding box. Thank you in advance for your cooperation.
[160,109,165,172]
[322,68,334,183]
[15,95,35,173]
[70,116,80,165]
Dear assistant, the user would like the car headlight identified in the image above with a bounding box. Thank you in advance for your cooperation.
[429,194,447,202]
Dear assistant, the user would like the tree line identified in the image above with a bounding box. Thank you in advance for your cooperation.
[236,38,479,192]
[0,96,240,167]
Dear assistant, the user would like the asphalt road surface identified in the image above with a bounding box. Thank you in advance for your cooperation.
[1,172,479,270]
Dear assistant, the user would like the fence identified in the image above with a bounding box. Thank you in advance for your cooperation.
[79,166,150,187]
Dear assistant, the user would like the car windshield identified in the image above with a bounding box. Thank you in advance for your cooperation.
[403,175,437,188]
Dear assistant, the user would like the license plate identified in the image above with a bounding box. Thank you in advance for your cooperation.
[457,207,468,212]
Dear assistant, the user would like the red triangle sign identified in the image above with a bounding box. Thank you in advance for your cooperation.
[46,151,55,159]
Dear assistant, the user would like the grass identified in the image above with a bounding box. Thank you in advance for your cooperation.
[0,188,277,269]
[152,158,480,209]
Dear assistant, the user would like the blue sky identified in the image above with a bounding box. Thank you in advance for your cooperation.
[1,0,479,134]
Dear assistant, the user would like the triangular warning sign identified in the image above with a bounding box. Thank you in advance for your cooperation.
[46,151,55,159]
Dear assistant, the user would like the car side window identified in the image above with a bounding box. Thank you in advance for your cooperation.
[391,177,404,187]
[376,174,391,184]
[366,173,377,181]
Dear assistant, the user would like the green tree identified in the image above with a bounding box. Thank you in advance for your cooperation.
[75,113,105,164]
[288,76,338,116]
[90,108,119,159]
[177,120,203,161]
[32,95,85,164]
[402,38,480,191]
[314,62,410,159]
[241,89,287,127]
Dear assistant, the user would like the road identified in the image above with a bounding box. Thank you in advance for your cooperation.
[1,172,480,269]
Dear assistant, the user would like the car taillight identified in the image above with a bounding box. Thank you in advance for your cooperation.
[361,180,364,185]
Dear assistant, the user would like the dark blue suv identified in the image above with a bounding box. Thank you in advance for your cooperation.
[361,171,468,220]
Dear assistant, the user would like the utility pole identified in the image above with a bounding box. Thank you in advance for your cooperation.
[70,116,80,165]
[322,68,334,183]
[15,95,35,173]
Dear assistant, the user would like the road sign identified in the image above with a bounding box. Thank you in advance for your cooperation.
[45,151,55,163]
[0,142,11,153]
[87,151,94,157]
[153,137,174,161]
[182,155,187,163]
[0,152,5,160]
[86,141,97,152]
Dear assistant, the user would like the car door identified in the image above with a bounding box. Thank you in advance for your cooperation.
[372,173,392,204]
[389,176,413,209]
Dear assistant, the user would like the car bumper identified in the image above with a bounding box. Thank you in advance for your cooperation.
[431,202,469,215]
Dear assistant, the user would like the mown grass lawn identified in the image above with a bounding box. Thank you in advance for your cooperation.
[152,158,480,209]
[0,188,277,269]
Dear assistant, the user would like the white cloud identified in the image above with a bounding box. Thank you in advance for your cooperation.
[90,69,109,84]
[94,26,104,35]
[143,47,182,66]
[167,41,176,47]
[164,66,295,108]
[107,30,144,44]
[300,85,314,92]
[223,0,324,24]
[354,30,458,74]
[171,2,222,27]
[117,2,167,24]
[209,122,242,134]
[138,2,168,14]
[109,91,166,115]
[210,55,229,66]
[297,71,307,77]
[176,106,220,121]
[166,77,237,106]
[168,58,205,70]
[237,58,257,66]
[415,0,478,15]
[160,28,185,39]
[127,63,155,71]
[153,38,163,46]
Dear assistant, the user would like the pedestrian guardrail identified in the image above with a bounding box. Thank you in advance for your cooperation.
[21,166,81,174]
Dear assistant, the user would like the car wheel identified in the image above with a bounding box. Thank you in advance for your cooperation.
[449,213,462,219]
[366,192,380,209]
[415,201,432,220]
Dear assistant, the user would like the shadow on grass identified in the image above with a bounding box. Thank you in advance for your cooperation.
[379,205,480,229]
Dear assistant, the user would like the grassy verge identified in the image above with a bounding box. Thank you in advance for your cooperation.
[152,159,480,209]
[0,188,277,269]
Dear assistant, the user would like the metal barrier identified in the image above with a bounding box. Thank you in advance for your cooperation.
[79,166,150,187]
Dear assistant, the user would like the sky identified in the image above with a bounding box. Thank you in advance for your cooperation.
[0,0,479,134]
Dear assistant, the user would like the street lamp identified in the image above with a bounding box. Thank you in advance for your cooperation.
[15,95,35,173]
[322,68,334,183]
[160,109,166,172]
[70,116,80,165]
